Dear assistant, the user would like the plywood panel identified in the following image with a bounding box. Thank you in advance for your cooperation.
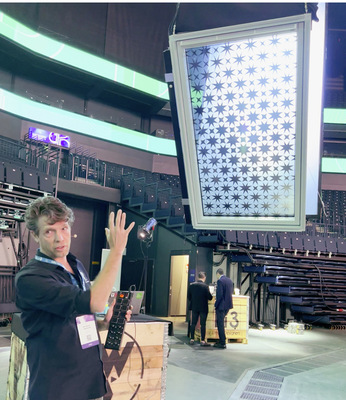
[7,321,169,400]
[196,295,249,344]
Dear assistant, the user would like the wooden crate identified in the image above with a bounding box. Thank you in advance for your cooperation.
[100,321,169,400]
[7,321,169,400]
[6,333,29,400]
[195,295,249,344]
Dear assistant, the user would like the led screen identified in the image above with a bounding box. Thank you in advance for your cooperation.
[169,14,313,231]
[0,89,176,156]
[28,127,71,149]
[0,12,169,101]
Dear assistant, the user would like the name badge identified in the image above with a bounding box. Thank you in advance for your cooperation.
[76,315,100,349]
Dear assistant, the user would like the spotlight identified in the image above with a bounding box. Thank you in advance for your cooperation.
[137,217,157,242]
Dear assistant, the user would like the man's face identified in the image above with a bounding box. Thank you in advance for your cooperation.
[33,216,71,262]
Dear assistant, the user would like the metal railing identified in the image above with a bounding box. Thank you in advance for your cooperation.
[2,135,346,238]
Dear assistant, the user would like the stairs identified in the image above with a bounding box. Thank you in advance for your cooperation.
[120,172,196,237]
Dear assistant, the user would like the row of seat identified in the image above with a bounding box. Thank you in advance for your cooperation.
[0,161,54,193]
[120,168,346,248]
[121,173,186,228]
[2,136,346,251]
[226,230,346,256]
[245,253,346,326]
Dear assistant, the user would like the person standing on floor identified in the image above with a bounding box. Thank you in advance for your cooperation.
[15,196,135,400]
[187,271,213,346]
[214,267,233,349]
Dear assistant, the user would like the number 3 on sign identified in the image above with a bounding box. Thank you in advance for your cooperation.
[229,311,239,329]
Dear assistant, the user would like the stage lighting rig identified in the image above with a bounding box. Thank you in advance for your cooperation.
[137,217,157,242]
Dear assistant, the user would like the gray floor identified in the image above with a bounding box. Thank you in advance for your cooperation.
[165,318,346,400]
[1,318,346,400]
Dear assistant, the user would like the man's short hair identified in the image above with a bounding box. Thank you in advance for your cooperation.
[216,268,224,275]
[198,271,206,279]
[25,196,75,235]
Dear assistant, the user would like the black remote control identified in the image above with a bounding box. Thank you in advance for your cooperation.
[104,291,132,350]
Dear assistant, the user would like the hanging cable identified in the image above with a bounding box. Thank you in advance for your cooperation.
[313,263,340,311]
[168,3,181,36]
[212,253,227,267]
[218,229,256,264]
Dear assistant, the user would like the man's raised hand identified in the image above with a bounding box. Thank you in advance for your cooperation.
[105,210,135,255]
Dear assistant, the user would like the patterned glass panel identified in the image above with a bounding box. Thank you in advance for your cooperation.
[185,31,297,217]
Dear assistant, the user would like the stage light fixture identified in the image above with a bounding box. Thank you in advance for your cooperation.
[137,217,157,242]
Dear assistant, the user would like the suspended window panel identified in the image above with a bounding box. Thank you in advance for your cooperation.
[169,14,314,231]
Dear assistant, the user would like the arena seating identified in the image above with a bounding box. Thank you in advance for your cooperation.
[2,134,346,328]
[243,252,346,328]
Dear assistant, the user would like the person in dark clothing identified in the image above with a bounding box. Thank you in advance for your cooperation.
[187,271,213,346]
[214,267,233,349]
[15,196,135,400]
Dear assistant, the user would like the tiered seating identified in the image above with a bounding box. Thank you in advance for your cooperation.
[1,160,53,193]
[120,168,186,230]
[4,135,346,258]
[226,228,345,256]
[244,253,346,327]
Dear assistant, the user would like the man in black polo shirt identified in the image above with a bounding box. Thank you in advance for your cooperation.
[15,196,135,400]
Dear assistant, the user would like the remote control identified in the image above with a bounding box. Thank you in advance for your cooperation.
[104,291,133,350]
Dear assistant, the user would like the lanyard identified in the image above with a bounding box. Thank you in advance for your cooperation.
[35,255,86,290]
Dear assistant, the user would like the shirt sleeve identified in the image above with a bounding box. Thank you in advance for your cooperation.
[214,279,223,309]
[16,270,91,318]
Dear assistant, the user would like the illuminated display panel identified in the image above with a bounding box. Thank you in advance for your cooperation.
[0,12,169,101]
[324,108,346,125]
[170,15,312,231]
[0,89,176,157]
[28,127,70,149]
[322,158,346,174]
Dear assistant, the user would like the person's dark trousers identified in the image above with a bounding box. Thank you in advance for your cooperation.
[216,309,227,345]
[191,311,208,341]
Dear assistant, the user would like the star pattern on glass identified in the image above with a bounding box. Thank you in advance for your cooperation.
[186,32,297,217]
